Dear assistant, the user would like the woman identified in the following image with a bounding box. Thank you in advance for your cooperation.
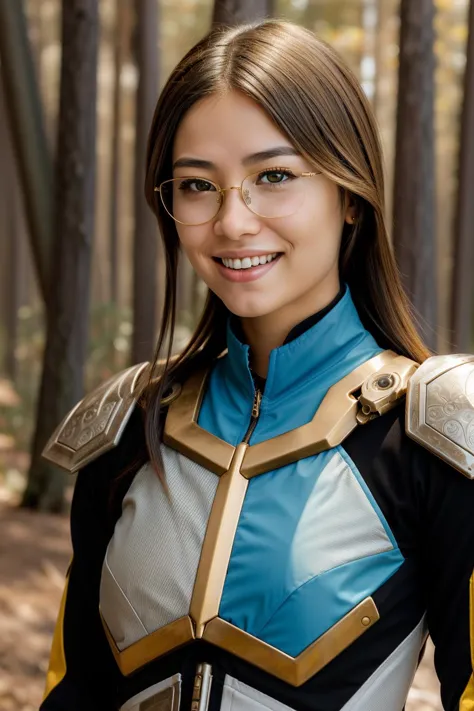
[40,19,474,711]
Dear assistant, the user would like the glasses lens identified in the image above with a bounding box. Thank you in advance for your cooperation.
[242,170,306,219]
[160,178,222,225]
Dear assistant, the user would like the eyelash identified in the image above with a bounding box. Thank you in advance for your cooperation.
[179,178,211,188]
[257,166,296,179]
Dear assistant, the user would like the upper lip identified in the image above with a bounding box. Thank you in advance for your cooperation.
[213,250,281,259]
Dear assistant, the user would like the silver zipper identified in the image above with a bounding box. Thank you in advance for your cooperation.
[191,663,212,711]
[242,388,262,444]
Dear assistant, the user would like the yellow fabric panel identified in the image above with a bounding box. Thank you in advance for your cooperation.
[460,573,474,710]
[42,566,70,702]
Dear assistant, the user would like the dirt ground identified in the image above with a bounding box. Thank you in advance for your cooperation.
[0,491,443,711]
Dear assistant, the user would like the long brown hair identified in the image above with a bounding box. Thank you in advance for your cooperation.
[142,19,430,480]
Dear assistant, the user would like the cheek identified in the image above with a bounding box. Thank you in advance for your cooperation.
[177,227,209,266]
[288,194,344,257]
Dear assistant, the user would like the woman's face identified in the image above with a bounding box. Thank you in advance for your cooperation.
[171,90,355,325]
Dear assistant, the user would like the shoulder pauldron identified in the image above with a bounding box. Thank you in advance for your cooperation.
[42,362,149,473]
[406,354,474,479]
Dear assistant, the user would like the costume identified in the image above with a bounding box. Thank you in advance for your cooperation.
[40,289,474,711]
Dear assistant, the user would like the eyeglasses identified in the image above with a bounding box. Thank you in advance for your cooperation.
[154,168,320,226]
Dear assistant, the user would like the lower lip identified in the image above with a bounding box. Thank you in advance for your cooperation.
[215,256,281,282]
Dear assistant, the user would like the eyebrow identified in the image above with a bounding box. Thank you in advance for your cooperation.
[172,146,300,171]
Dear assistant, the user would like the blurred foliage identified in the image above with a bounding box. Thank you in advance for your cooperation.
[0,306,44,454]
[0,303,133,457]
[86,302,133,390]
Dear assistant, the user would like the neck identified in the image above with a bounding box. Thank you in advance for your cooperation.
[240,278,341,378]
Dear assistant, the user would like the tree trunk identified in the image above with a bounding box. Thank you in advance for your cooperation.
[0,75,6,376]
[0,60,28,384]
[131,0,159,364]
[450,0,474,353]
[392,0,437,350]
[3,189,22,382]
[212,0,274,26]
[22,0,99,512]
[0,1,53,306]
[109,0,128,307]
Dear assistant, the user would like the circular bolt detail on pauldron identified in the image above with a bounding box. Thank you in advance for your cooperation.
[375,374,394,390]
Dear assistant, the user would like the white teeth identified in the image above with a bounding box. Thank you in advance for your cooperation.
[220,253,279,270]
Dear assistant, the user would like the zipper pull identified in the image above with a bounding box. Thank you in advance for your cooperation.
[252,389,262,419]
[191,663,213,711]
[242,388,263,444]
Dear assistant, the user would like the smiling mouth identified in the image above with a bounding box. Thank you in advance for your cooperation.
[214,253,281,270]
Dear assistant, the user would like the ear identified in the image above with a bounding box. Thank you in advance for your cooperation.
[343,192,357,225]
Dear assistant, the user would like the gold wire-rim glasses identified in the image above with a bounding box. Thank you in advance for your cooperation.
[153,170,320,226]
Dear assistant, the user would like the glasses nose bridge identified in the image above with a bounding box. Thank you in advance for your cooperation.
[220,184,242,194]
[218,183,249,211]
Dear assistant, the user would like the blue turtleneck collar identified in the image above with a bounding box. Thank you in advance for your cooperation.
[198,287,383,447]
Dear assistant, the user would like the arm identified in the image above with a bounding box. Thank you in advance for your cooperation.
[40,397,148,710]
[40,462,121,710]
[415,446,474,711]
[40,364,150,708]
[405,354,474,709]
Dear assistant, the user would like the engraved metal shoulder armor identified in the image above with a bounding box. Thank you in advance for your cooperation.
[406,354,474,479]
[42,362,149,474]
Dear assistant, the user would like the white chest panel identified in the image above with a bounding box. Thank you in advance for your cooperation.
[100,445,219,650]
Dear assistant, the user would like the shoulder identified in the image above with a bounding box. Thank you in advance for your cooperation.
[42,362,150,474]
[406,353,474,480]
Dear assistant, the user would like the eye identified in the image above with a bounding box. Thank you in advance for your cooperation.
[178,178,216,192]
[256,169,296,185]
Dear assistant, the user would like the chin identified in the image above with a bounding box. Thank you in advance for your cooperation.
[220,295,275,319]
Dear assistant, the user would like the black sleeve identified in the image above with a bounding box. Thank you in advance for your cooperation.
[414,440,474,711]
[343,406,474,710]
[40,410,146,710]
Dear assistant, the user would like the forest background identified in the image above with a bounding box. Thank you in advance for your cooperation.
[0,0,473,709]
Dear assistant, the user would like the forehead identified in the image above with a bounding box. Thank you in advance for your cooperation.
[173,90,295,165]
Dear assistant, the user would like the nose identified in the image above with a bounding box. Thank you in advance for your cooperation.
[213,186,261,240]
